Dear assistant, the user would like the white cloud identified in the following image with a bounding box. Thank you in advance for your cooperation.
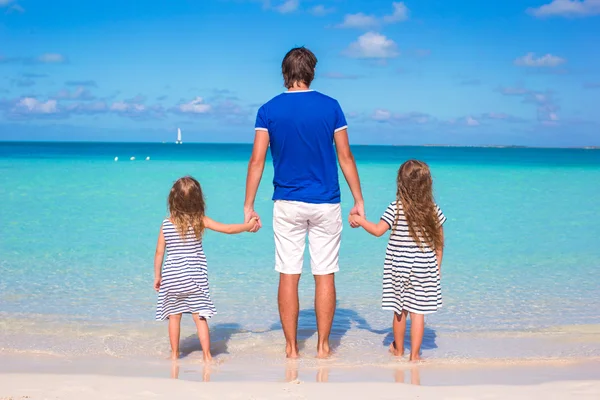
[337,2,409,29]
[110,102,146,113]
[466,116,480,126]
[382,2,409,23]
[371,110,431,124]
[344,32,399,59]
[337,13,378,29]
[178,97,212,114]
[13,97,58,114]
[527,0,600,18]
[54,86,95,100]
[0,0,15,6]
[38,53,66,64]
[499,86,561,124]
[372,109,392,121]
[275,0,299,14]
[514,53,566,67]
[64,101,107,114]
[110,102,130,112]
[310,5,334,16]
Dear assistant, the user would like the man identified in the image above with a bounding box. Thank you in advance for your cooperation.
[244,47,364,358]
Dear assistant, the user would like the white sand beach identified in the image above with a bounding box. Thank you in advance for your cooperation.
[1,373,600,400]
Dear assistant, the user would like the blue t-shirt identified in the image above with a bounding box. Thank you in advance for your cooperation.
[255,90,348,204]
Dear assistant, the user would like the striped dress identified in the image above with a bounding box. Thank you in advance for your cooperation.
[380,201,446,315]
[155,219,216,321]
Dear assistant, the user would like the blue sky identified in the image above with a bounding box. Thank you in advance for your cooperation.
[0,0,599,146]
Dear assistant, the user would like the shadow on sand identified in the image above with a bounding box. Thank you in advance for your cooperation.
[266,304,438,354]
[179,322,244,358]
[381,320,438,352]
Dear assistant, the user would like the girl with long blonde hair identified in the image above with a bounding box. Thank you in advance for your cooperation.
[154,176,258,361]
[350,160,446,361]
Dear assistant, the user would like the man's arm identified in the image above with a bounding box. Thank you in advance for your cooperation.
[334,128,364,224]
[244,130,269,231]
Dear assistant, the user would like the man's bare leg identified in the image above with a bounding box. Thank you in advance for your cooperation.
[314,273,336,358]
[278,273,300,358]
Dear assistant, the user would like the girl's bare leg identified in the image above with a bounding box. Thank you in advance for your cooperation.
[192,314,212,362]
[409,312,424,362]
[390,310,407,356]
[168,314,182,360]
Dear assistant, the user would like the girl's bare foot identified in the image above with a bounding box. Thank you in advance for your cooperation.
[203,353,213,363]
[389,341,404,357]
[409,355,422,363]
[170,351,180,360]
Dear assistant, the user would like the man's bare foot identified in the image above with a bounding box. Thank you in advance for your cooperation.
[286,344,299,359]
[316,343,330,359]
[389,341,404,357]
[409,354,422,363]
[286,350,299,359]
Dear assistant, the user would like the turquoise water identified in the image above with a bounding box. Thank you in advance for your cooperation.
[1,142,599,366]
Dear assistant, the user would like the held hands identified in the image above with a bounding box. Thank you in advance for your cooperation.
[154,276,161,292]
[348,213,364,228]
[245,217,260,232]
[349,201,365,228]
[244,207,261,233]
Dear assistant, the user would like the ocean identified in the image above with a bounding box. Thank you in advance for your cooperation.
[1,142,599,382]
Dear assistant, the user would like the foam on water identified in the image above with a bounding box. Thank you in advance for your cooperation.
[1,143,599,370]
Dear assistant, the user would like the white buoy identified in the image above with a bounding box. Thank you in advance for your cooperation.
[130,156,135,161]
[146,156,150,161]
[114,157,118,162]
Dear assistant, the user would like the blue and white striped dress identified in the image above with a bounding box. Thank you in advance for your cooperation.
[155,219,216,321]
[380,201,446,315]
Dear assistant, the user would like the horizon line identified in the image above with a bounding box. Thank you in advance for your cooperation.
[1,140,599,150]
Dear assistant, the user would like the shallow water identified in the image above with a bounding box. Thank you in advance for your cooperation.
[1,142,599,366]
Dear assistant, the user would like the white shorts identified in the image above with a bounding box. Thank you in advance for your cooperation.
[273,200,342,275]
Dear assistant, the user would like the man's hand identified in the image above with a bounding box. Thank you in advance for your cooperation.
[244,207,261,233]
[349,201,365,228]
[349,213,364,227]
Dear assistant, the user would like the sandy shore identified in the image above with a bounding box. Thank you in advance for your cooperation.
[1,374,599,400]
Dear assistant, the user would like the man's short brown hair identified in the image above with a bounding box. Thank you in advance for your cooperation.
[281,47,317,89]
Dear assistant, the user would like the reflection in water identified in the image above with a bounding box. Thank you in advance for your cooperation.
[285,360,298,382]
[203,364,212,382]
[317,366,329,383]
[411,367,420,385]
[395,366,421,385]
[171,361,179,379]
[169,360,212,382]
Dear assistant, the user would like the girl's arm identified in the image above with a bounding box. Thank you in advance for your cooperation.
[203,216,258,234]
[349,215,389,237]
[154,227,166,291]
[436,226,444,277]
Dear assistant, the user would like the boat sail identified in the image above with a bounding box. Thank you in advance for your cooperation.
[176,128,182,144]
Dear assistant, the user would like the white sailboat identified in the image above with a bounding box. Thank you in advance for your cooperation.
[176,128,182,144]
